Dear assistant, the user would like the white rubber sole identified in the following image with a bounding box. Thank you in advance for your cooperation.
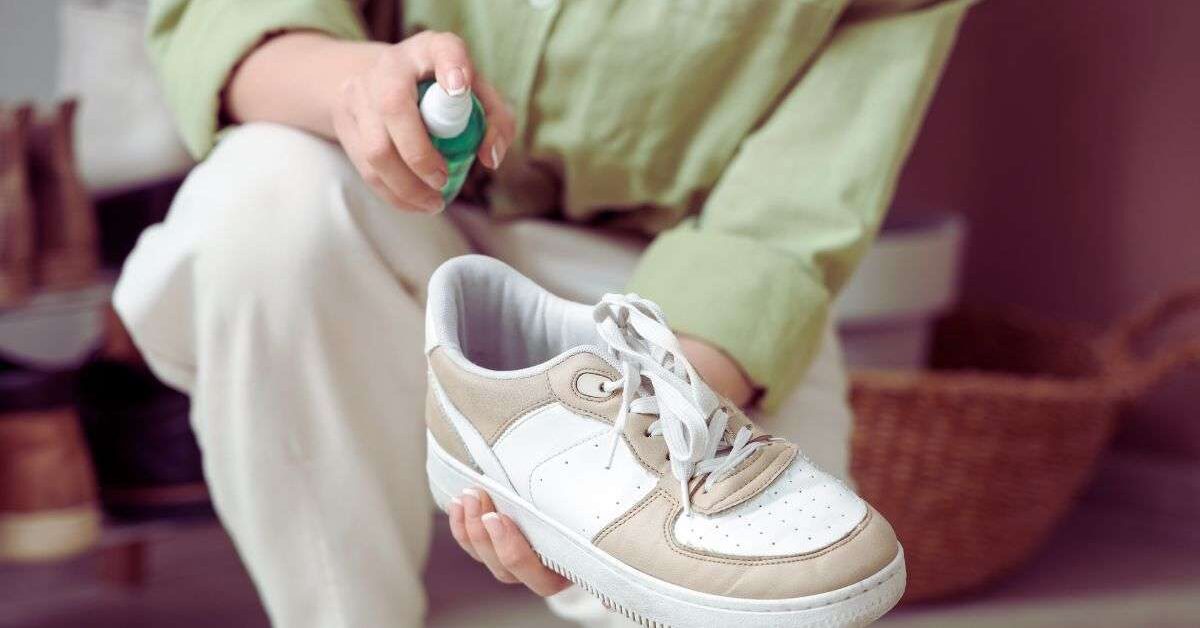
[427,432,906,628]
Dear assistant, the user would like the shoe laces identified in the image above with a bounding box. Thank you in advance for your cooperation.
[593,294,767,516]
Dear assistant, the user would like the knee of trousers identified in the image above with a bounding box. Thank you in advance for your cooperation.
[115,123,363,379]
[184,123,386,321]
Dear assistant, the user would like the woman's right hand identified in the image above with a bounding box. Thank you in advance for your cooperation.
[330,31,516,213]
[225,30,515,214]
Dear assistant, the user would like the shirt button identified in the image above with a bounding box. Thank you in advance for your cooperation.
[529,0,555,9]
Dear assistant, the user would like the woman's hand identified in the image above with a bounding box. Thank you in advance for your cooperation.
[330,31,515,212]
[225,31,516,213]
[449,487,572,597]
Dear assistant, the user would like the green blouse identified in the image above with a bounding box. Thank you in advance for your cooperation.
[147,0,976,408]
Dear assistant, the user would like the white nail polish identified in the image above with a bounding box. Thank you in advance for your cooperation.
[462,488,480,499]
[490,144,500,169]
[481,512,499,522]
[450,497,462,506]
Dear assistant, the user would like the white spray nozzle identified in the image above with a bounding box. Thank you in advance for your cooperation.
[420,83,472,139]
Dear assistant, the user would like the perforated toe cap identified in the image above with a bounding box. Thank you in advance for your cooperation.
[674,456,868,557]
[596,489,902,600]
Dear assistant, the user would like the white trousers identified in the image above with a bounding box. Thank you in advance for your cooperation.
[113,123,855,628]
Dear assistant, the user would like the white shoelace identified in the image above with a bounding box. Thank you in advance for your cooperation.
[593,294,768,515]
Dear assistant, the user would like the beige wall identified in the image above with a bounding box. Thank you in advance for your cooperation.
[894,0,1200,458]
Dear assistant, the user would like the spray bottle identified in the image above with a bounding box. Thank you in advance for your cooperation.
[418,80,486,203]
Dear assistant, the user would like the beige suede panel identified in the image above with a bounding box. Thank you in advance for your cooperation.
[546,352,623,423]
[425,385,476,470]
[428,348,555,444]
[594,491,900,599]
[623,412,670,475]
[690,443,796,515]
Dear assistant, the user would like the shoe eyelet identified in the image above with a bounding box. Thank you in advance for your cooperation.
[574,371,616,400]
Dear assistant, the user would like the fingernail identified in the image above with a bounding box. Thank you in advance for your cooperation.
[481,512,504,539]
[424,169,448,191]
[462,488,480,499]
[491,139,506,168]
[445,68,467,96]
[450,497,462,507]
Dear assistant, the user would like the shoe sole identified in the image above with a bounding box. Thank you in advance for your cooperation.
[0,505,100,562]
[427,432,906,628]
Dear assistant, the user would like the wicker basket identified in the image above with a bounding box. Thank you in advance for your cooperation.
[849,285,1200,603]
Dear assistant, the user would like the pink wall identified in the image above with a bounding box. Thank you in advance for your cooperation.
[893,0,1200,457]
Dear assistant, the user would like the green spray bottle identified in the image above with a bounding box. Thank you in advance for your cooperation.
[418,80,486,202]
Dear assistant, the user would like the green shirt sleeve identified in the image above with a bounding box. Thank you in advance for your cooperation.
[627,0,977,409]
[147,0,368,159]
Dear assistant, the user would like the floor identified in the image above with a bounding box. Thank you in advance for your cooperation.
[2,467,1198,628]
[0,514,572,628]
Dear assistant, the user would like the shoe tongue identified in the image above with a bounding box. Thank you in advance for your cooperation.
[689,443,795,516]
[679,400,792,513]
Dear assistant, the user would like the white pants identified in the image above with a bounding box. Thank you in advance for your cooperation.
[113,123,855,628]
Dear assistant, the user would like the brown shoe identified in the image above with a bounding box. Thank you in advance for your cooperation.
[0,363,101,562]
[0,104,36,307]
[26,99,98,291]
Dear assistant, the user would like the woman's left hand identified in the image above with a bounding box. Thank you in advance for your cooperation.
[449,487,573,597]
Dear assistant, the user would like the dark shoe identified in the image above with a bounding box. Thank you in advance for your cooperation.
[0,360,100,562]
[78,358,209,521]
[0,104,35,307]
[27,100,98,291]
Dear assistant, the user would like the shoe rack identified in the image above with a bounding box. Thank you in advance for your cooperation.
[2,98,209,587]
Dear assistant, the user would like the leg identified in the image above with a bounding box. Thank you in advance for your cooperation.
[114,123,470,627]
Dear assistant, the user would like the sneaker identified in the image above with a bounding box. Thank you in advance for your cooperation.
[0,359,101,563]
[78,356,210,522]
[0,104,35,308]
[424,255,905,627]
[26,100,99,291]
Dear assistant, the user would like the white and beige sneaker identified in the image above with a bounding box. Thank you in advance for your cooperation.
[424,255,905,628]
